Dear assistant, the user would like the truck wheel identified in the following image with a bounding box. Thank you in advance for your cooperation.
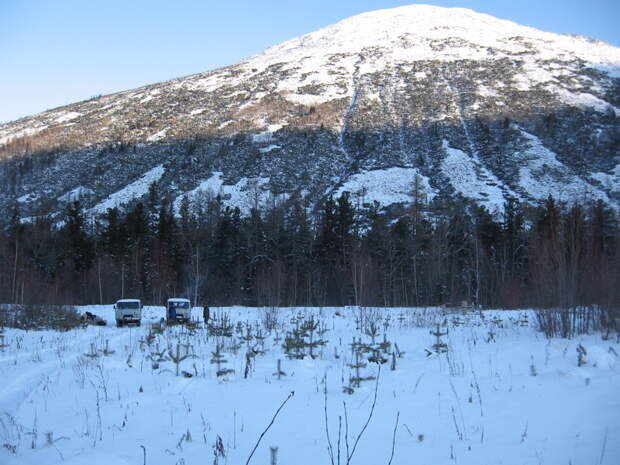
[136,321,141,327]
[116,320,123,327]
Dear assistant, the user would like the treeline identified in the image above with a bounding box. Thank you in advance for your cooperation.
[1,187,618,309]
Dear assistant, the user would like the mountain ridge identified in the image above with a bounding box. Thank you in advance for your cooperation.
[1,4,619,219]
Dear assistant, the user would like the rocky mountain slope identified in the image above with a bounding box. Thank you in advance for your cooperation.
[1,4,619,220]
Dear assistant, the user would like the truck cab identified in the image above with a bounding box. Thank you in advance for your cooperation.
[166,298,192,324]
[114,299,142,327]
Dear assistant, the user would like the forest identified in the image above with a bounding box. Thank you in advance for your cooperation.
[1,183,618,310]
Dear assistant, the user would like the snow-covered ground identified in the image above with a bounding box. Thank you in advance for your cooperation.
[173,172,288,216]
[514,127,613,207]
[88,165,165,216]
[0,306,618,465]
[441,141,516,215]
[335,167,436,207]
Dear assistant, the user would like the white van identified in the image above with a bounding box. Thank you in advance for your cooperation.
[114,299,142,327]
[166,298,192,323]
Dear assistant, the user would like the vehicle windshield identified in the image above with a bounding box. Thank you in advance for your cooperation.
[170,301,189,309]
[117,301,140,309]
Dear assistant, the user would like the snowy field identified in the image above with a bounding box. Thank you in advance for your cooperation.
[0,305,618,465]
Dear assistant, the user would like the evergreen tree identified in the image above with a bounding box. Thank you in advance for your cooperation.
[315,197,338,265]
[285,197,313,305]
[335,192,355,266]
[64,201,94,273]
[101,207,128,262]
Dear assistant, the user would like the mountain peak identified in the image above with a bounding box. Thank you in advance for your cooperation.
[253,4,620,74]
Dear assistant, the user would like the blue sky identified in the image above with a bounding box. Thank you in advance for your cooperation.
[1,0,619,123]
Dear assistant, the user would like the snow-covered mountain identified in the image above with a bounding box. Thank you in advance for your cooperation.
[1,4,619,218]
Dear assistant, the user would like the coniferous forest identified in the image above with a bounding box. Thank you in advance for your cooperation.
[1,185,618,309]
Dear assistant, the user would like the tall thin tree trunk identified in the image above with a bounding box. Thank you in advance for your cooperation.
[98,259,103,304]
[193,244,200,307]
[12,235,19,303]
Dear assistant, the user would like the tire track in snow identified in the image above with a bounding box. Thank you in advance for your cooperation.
[0,328,132,416]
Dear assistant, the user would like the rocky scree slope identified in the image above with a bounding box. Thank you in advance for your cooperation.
[1,4,619,219]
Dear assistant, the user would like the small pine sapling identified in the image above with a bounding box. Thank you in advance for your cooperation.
[272,359,286,380]
[168,343,196,377]
[577,343,587,367]
[85,343,98,359]
[100,339,115,356]
[365,322,379,345]
[345,342,376,392]
[368,347,388,365]
[148,343,168,370]
[301,316,325,359]
[242,323,254,344]
[383,315,391,332]
[211,344,234,377]
[426,323,448,356]
[283,327,306,359]
[378,333,391,355]
[283,315,326,359]
[235,321,244,338]
[141,329,157,347]
[254,327,267,351]
[394,343,405,358]
[529,356,537,376]
[208,312,233,337]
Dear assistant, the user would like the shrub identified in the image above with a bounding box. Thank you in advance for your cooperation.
[0,304,83,331]
[535,306,619,338]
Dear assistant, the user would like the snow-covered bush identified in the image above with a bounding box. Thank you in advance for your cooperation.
[0,304,82,331]
[535,306,618,338]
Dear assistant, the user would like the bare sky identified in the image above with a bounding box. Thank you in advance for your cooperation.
[1,0,619,123]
